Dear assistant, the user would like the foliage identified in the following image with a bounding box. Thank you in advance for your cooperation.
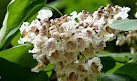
[0,0,11,28]
[0,0,137,81]
[110,19,137,31]
[0,58,49,81]
[99,73,135,81]
[0,0,47,50]
[0,44,37,68]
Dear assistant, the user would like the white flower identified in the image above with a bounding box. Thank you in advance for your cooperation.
[29,19,43,31]
[121,7,131,12]
[135,12,137,18]
[114,7,130,20]
[77,12,84,21]
[70,11,77,19]
[114,12,129,20]
[19,22,29,34]
[37,9,53,20]
[88,57,103,72]
[61,20,78,33]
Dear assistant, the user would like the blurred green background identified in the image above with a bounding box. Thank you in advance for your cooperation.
[0,0,137,28]
[1,0,137,27]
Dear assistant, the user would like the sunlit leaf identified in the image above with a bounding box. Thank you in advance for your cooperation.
[105,62,124,74]
[114,62,137,81]
[0,44,37,68]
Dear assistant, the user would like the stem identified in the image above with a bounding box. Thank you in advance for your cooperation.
[45,5,63,16]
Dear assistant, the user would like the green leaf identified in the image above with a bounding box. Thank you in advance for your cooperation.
[100,57,116,72]
[45,63,54,72]
[110,19,137,31]
[114,62,137,81]
[0,0,11,28]
[0,0,47,50]
[0,57,49,81]
[10,31,22,46]
[47,0,64,9]
[96,53,137,63]
[44,63,54,77]
[46,71,52,77]
[0,44,37,68]
[99,73,135,81]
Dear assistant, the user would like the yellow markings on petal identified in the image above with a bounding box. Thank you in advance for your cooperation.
[103,30,106,33]
[51,46,54,49]
[25,33,29,38]
[38,63,40,66]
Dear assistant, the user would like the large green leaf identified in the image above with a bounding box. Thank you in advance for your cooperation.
[99,73,135,81]
[0,44,37,68]
[0,57,49,81]
[0,0,47,50]
[110,19,137,31]
[0,0,11,28]
[114,62,137,81]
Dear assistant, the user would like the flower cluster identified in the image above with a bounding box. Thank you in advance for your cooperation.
[18,4,130,81]
[116,30,137,53]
